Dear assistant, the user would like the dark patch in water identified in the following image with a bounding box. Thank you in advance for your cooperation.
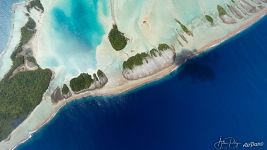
[16,15,267,150]
[178,59,215,82]
[175,49,195,65]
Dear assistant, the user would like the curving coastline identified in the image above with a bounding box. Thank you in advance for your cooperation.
[0,2,26,76]
[10,9,267,150]
[7,12,267,150]
[0,0,266,149]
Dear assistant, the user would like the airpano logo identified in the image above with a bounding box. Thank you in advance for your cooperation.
[213,137,264,150]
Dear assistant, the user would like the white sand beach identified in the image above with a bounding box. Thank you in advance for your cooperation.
[0,0,266,149]
[0,2,28,80]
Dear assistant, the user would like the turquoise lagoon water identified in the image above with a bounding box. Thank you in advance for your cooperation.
[17,16,267,150]
[38,0,107,76]
[0,0,107,78]
[51,0,104,50]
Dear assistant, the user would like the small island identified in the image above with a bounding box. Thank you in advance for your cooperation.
[122,44,176,80]
[108,24,128,51]
[0,2,52,140]
[62,84,71,99]
[51,70,108,103]
[205,15,214,25]
[0,0,266,149]
[26,0,44,12]
[175,19,193,36]
[70,70,108,94]
[217,5,236,24]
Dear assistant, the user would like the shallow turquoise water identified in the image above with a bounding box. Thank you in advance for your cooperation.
[35,0,107,80]
[101,0,108,16]
[17,16,267,150]
[51,0,104,51]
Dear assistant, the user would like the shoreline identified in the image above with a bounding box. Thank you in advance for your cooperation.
[0,2,26,70]
[0,1,266,149]
[196,9,267,54]
[68,8,267,102]
[12,8,267,150]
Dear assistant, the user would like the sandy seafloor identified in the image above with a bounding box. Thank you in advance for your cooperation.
[17,16,267,150]
[0,0,267,149]
[22,0,236,88]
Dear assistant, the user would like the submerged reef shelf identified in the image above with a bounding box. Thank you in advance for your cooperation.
[0,0,266,149]
[0,0,52,141]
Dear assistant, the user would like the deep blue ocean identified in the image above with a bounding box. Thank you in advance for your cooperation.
[16,16,267,150]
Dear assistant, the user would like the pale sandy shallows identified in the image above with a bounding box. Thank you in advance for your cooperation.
[0,1,266,150]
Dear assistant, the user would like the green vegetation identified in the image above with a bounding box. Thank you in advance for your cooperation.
[123,53,149,70]
[217,5,227,17]
[26,56,38,65]
[8,17,36,78]
[4,56,25,79]
[205,15,214,25]
[26,0,44,12]
[150,48,158,57]
[5,17,37,79]
[158,44,170,51]
[123,44,170,70]
[175,19,193,36]
[62,84,70,95]
[108,24,127,51]
[97,70,105,78]
[0,12,52,140]
[70,73,94,93]
[11,17,36,61]
[69,70,107,93]
[20,17,36,45]
[93,73,99,81]
[7,17,37,77]
[0,69,52,140]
